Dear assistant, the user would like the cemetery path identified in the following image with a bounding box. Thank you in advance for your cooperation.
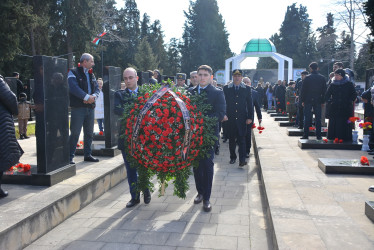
[23,136,273,250]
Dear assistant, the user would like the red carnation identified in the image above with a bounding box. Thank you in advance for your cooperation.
[88,68,93,74]
[361,156,370,166]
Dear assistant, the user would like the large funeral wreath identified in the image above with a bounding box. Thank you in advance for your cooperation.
[121,83,217,198]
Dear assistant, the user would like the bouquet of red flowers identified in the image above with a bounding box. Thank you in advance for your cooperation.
[121,83,216,198]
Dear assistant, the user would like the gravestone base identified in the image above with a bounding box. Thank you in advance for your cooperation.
[287,128,328,136]
[365,201,374,222]
[2,164,76,186]
[76,144,121,157]
[279,121,295,127]
[318,158,374,174]
[93,132,105,141]
[298,139,362,150]
[270,113,288,117]
[267,110,276,114]
[274,117,289,121]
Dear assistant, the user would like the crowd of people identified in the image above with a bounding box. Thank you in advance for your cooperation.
[1,52,366,213]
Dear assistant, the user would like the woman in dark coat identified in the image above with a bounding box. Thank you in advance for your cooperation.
[325,69,357,141]
[0,75,24,198]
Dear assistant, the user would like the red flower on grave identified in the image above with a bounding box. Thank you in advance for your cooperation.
[323,138,328,143]
[348,117,360,123]
[309,127,316,131]
[259,131,263,134]
[287,102,290,105]
[333,138,339,143]
[339,139,343,143]
[361,156,370,166]
[99,131,104,136]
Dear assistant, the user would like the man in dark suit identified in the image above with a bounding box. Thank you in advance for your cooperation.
[243,77,262,158]
[189,65,226,212]
[300,62,326,140]
[223,69,253,167]
[114,67,151,208]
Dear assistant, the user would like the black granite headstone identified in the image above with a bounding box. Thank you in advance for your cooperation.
[3,55,75,186]
[142,72,150,85]
[270,113,288,117]
[4,77,18,97]
[274,117,289,121]
[318,158,374,174]
[287,128,328,136]
[279,121,295,127]
[365,201,374,222]
[298,139,362,150]
[267,110,276,114]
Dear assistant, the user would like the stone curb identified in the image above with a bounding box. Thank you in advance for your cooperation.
[0,157,126,250]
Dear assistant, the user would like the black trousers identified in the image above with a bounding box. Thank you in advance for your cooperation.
[245,124,252,154]
[229,129,246,163]
[193,149,214,201]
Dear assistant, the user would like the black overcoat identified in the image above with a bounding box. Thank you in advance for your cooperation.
[0,77,24,171]
[325,78,357,141]
[223,82,253,137]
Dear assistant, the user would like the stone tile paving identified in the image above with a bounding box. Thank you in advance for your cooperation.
[255,111,374,249]
[24,137,273,250]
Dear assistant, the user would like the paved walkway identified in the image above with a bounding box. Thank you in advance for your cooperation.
[255,110,374,249]
[23,137,273,249]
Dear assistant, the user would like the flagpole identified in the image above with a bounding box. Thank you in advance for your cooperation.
[101,39,104,78]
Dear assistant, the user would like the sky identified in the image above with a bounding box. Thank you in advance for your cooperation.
[116,0,369,68]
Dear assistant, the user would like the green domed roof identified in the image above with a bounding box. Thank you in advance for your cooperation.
[241,38,276,53]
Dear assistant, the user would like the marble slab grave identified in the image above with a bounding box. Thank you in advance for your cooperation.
[299,139,362,150]
[365,201,374,222]
[274,117,289,121]
[267,110,276,114]
[318,158,374,175]
[279,121,295,127]
[75,144,121,157]
[2,164,76,186]
[270,113,288,117]
[287,128,328,136]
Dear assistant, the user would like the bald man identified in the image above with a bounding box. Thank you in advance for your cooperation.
[114,67,151,208]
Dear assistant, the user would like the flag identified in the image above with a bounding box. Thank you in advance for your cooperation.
[92,37,100,45]
[98,32,107,37]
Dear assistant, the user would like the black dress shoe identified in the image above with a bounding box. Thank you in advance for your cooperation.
[215,148,220,155]
[300,136,308,139]
[239,161,247,167]
[203,200,211,212]
[229,159,236,164]
[70,161,75,165]
[369,152,374,155]
[84,155,99,162]
[194,194,203,204]
[23,135,30,139]
[143,190,151,204]
[19,134,24,140]
[246,153,250,158]
[0,189,8,199]
[126,198,140,208]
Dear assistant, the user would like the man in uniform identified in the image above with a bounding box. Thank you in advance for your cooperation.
[176,73,187,87]
[189,65,226,212]
[223,69,253,167]
[68,53,100,164]
[114,67,151,208]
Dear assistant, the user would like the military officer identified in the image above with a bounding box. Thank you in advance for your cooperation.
[176,73,187,87]
[223,69,253,167]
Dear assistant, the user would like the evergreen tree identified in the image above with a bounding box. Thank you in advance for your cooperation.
[140,13,150,40]
[133,38,158,71]
[355,38,374,80]
[181,0,232,74]
[165,38,181,75]
[335,31,352,66]
[316,13,337,76]
[364,0,374,36]
[148,20,168,72]
[0,0,33,73]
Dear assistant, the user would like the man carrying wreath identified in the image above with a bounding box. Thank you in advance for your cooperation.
[114,67,151,208]
[188,65,226,212]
